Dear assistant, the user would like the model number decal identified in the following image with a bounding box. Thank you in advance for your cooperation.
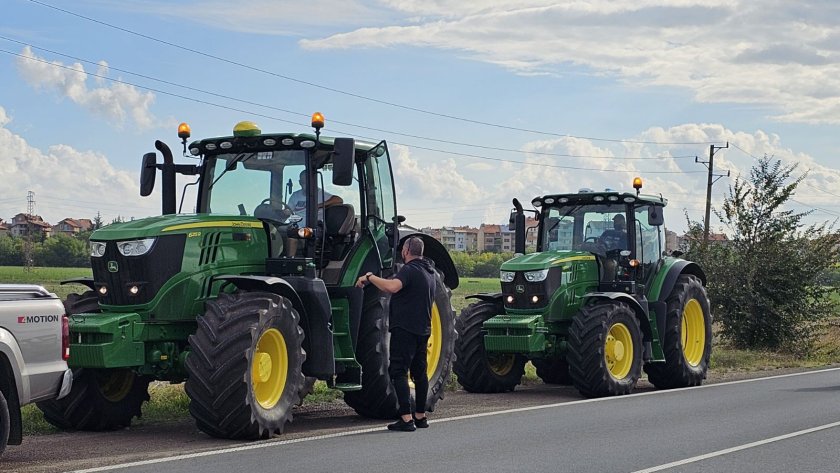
[17,315,61,324]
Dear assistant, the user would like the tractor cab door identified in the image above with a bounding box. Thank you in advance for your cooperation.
[363,141,397,270]
[633,204,664,288]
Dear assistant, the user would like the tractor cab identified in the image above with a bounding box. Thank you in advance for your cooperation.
[532,180,665,294]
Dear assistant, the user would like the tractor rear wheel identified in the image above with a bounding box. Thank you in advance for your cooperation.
[533,358,573,385]
[568,301,642,397]
[185,292,305,439]
[645,275,712,389]
[344,273,456,418]
[454,300,526,393]
[38,291,151,431]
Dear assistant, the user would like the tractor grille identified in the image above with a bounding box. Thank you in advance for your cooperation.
[91,234,186,306]
[501,268,562,310]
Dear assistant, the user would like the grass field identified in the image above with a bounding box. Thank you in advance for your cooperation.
[0,266,91,299]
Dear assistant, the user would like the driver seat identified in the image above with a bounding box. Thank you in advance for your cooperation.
[321,204,356,262]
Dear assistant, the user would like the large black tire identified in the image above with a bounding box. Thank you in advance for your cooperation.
[38,291,151,431]
[532,358,573,385]
[185,292,306,439]
[568,301,643,397]
[645,275,712,389]
[344,273,456,419]
[0,390,9,458]
[37,368,151,430]
[454,300,526,393]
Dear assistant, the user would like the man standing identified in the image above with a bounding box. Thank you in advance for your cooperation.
[356,237,436,432]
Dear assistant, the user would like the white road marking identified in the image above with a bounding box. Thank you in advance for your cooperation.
[72,366,840,472]
[631,420,840,473]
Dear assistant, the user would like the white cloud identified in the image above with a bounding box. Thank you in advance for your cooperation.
[14,46,159,130]
[301,0,840,124]
[0,106,158,224]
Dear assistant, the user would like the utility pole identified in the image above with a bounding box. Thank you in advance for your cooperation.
[696,143,730,243]
[24,191,35,272]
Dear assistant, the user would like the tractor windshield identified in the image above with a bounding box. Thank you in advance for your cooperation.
[201,150,306,218]
[540,204,629,255]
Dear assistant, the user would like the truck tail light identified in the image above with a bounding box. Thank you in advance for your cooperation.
[62,314,70,360]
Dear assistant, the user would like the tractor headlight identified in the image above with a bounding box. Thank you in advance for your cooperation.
[524,269,549,282]
[117,238,156,257]
[500,271,515,282]
[90,241,107,257]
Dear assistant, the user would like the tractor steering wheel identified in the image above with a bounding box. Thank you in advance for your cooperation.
[254,198,293,223]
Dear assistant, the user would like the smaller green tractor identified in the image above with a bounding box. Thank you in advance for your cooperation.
[454,178,712,397]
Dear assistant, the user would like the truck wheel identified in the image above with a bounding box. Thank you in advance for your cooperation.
[533,358,573,385]
[568,301,642,397]
[185,292,305,439]
[645,275,712,389]
[38,369,150,430]
[344,273,456,418]
[1,390,9,457]
[454,300,526,393]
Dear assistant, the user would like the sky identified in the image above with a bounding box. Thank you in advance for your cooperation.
[1,0,839,235]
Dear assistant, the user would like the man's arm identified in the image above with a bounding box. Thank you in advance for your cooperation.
[355,271,403,293]
[323,195,343,207]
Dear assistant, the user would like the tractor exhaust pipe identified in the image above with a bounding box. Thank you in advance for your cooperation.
[155,140,177,215]
[512,198,526,255]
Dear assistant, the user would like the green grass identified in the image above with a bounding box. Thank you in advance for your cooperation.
[0,266,91,299]
[451,277,499,313]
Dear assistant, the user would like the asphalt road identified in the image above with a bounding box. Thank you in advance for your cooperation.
[50,367,840,473]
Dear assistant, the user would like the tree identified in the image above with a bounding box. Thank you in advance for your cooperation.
[35,234,89,267]
[93,211,104,230]
[685,157,840,353]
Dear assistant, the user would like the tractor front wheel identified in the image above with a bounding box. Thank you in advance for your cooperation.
[568,301,642,397]
[454,300,526,393]
[185,292,305,439]
[645,275,712,389]
[37,369,150,430]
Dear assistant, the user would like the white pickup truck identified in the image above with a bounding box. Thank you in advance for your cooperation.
[0,285,73,457]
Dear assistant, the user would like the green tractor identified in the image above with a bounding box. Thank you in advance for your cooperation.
[37,115,458,439]
[454,178,711,397]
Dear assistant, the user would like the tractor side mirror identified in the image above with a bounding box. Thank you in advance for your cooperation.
[648,206,664,226]
[332,137,355,186]
[140,152,157,197]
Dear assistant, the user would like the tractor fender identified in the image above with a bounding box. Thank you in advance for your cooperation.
[464,293,504,304]
[211,275,335,380]
[60,277,96,291]
[582,292,653,341]
[656,260,706,303]
[398,231,459,290]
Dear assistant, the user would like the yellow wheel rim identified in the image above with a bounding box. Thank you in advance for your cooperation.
[426,303,442,379]
[99,370,134,402]
[605,323,633,379]
[251,328,288,409]
[488,354,516,376]
[682,299,706,367]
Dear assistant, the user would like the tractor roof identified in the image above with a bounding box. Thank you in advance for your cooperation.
[531,190,668,208]
[188,132,380,156]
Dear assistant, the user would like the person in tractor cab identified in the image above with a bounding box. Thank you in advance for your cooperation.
[286,170,344,256]
[599,214,628,280]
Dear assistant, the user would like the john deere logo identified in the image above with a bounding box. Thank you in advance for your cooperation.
[515,284,525,294]
[107,261,119,273]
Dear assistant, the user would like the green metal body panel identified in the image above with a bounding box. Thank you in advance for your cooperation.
[646,256,687,302]
[483,314,547,353]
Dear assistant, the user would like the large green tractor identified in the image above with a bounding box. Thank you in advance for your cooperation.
[37,115,458,439]
[454,178,711,397]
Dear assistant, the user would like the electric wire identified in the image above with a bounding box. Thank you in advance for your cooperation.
[25,0,721,146]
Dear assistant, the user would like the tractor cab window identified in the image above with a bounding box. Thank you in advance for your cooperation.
[202,150,307,220]
[364,142,397,269]
[634,205,662,282]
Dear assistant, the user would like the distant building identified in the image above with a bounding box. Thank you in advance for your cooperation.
[55,218,94,236]
[664,228,678,254]
[0,220,8,238]
[9,213,51,239]
[478,224,503,252]
[453,226,478,252]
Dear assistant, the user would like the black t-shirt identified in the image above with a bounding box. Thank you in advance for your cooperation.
[600,229,627,251]
[389,258,436,336]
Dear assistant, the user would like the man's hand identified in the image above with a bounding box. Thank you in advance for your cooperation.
[355,272,373,288]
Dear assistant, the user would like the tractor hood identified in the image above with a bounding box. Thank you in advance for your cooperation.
[501,250,596,272]
[91,214,264,240]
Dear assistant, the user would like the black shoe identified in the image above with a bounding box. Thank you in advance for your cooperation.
[413,415,429,428]
[387,418,416,432]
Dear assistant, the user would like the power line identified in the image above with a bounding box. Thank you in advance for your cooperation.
[0,37,696,162]
[25,0,722,146]
[1,49,706,175]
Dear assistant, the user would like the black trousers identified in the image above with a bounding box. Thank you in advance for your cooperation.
[388,328,430,416]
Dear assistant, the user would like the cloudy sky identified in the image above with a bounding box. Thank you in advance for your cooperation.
[1,0,838,233]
